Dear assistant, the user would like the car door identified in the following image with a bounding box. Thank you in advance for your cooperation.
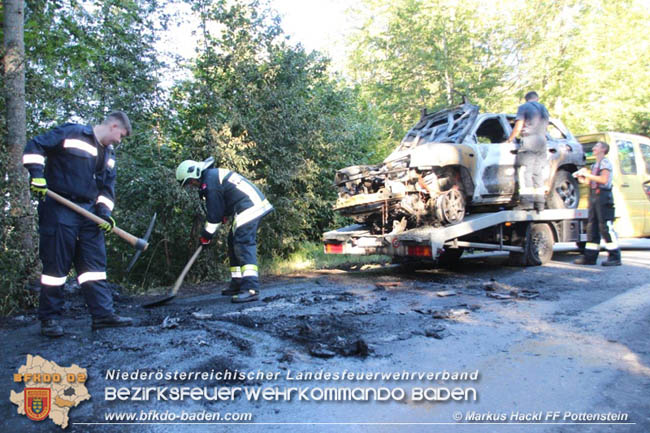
[613,137,646,237]
[638,140,650,235]
[472,114,517,199]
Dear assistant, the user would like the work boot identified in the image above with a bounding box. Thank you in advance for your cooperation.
[601,250,622,267]
[573,255,597,265]
[41,319,64,338]
[231,289,259,304]
[222,281,242,296]
[92,314,134,329]
[534,202,545,212]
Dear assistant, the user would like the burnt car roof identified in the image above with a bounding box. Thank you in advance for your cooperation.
[397,103,480,152]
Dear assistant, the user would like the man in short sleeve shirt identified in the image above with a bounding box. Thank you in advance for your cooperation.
[573,141,621,266]
[507,91,550,211]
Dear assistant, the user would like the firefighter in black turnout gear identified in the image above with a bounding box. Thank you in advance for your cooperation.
[23,112,135,338]
[573,141,622,266]
[176,159,273,303]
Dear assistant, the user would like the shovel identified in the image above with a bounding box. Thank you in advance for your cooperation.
[46,190,151,251]
[142,245,203,308]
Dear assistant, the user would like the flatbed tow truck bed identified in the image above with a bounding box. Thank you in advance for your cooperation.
[323,209,589,266]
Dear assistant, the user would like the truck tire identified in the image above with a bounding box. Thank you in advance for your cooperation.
[509,223,554,266]
[525,223,555,265]
[547,169,579,209]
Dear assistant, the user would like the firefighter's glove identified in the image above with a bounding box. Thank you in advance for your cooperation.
[199,236,212,247]
[29,177,48,200]
[98,216,116,234]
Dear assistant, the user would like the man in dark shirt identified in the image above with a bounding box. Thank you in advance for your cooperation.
[507,91,550,211]
[23,112,135,337]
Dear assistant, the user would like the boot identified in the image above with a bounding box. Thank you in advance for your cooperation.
[222,286,242,296]
[574,256,597,265]
[222,278,242,296]
[222,277,242,296]
[92,314,134,329]
[601,249,621,266]
[41,319,64,338]
[231,289,259,303]
[534,202,545,212]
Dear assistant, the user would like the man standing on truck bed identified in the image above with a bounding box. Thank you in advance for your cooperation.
[573,141,622,266]
[507,91,550,211]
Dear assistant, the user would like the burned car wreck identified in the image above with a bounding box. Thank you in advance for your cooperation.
[334,102,584,233]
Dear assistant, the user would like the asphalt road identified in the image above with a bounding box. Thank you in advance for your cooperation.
[2,241,649,432]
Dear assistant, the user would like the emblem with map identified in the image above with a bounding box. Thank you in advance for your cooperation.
[10,355,90,429]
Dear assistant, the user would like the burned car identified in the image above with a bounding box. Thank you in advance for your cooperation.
[334,102,584,233]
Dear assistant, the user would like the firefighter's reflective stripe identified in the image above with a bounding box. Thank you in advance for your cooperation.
[41,274,67,286]
[605,221,618,249]
[585,242,599,251]
[96,195,114,211]
[218,168,230,183]
[23,154,45,165]
[63,139,97,156]
[519,186,536,195]
[205,222,221,234]
[78,271,107,284]
[229,173,263,206]
[230,266,242,278]
[242,264,258,277]
[107,158,115,169]
[233,199,273,231]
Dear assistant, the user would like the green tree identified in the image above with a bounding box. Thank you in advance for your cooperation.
[347,0,522,151]
[160,0,382,282]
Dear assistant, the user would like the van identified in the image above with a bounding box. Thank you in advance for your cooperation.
[576,132,650,237]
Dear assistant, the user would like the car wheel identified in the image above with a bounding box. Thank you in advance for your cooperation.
[435,188,466,225]
[547,169,579,209]
[525,223,555,265]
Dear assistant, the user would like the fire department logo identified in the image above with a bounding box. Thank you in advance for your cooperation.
[25,388,51,421]
[10,355,90,429]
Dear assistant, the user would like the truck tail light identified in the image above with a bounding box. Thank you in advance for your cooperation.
[407,245,431,257]
[324,242,343,254]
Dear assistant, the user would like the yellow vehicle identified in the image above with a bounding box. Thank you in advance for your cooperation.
[577,132,650,237]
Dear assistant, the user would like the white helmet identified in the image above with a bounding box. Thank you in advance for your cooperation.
[175,157,214,186]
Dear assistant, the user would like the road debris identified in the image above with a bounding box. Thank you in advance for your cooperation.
[191,312,213,320]
[436,290,457,297]
[161,316,180,329]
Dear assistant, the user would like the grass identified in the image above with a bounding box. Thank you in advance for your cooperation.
[261,242,389,275]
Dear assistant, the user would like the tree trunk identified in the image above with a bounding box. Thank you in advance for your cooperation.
[3,0,33,251]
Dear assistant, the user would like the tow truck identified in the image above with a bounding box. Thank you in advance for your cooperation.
[323,209,588,267]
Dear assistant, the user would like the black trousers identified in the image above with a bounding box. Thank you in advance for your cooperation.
[227,218,261,291]
[584,189,620,259]
[37,197,114,320]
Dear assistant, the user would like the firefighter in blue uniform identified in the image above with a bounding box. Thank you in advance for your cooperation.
[23,112,135,337]
[176,159,273,303]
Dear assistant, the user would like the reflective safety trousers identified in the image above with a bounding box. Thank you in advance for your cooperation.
[37,198,115,320]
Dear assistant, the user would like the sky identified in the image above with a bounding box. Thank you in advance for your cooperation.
[271,0,354,62]
[159,0,355,79]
